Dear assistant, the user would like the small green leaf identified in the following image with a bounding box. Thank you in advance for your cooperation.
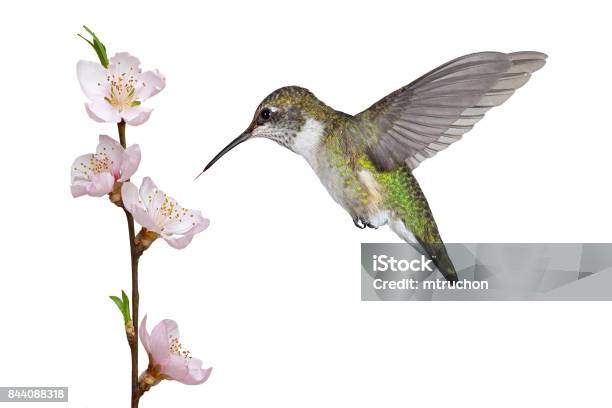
[110,292,131,324]
[121,290,129,307]
[109,295,125,315]
[76,34,94,47]
[78,25,109,68]
[121,290,131,322]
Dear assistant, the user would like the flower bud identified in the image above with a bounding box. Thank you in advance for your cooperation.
[138,364,162,395]
[125,320,136,344]
[109,182,123,206]
[135,229,159,254]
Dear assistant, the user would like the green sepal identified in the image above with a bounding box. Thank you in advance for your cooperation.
[109,291,131,323]
[78,25,109,68]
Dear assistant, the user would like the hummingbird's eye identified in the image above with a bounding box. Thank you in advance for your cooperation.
[259,108,272,122]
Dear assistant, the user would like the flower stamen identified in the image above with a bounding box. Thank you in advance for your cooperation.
[169,335,193,361]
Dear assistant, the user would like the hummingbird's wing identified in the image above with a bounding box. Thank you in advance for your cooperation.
[355,51,547,171]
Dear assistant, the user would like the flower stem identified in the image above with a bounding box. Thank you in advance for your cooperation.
[118,120,127,148]
[118,120,143,407]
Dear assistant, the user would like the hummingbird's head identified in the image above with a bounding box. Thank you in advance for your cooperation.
[199,86,334,176]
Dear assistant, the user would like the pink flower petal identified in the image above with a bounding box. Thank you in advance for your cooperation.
[140,177,165,217]
[70,180,90,198]
[163,210,208,235]
[161,353,190,382]
[148,319,177,367]
[134,207,161,233]
[136,69,166,100]
[85,100,121,123]
[141,318,211,385]
[121,182,160,232]
[109,52,142,74]
[70,153,94,182]
[162,319,180,340]
[163,233,195,249]
[119,144,141,181]
[163,212,209,249]
[123,106,153,126]
[148,323,171,367]
[97,135,124,178]
[181,359,213,385]
[166,356,212,385]
[87,172,115,197]
[163,216,210,249]
[139,315,152,355]
[97,134,122,153]
[71,153,113,197]
[190,217,211,235]
[120,181,140,211]
[76,60,108,101]
[139,177,157,200]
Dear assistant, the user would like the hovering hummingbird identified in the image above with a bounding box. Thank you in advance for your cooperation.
[199,51,547,282]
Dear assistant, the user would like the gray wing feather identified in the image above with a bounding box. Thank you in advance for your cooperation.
[358,51,547,171]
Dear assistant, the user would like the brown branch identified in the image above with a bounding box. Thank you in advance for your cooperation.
[118,120,143,408]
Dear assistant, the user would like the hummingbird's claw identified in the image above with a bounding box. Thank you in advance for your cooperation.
[353,217,366,229]
[353,217,378,230]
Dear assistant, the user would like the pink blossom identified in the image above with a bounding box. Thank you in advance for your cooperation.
[140,316,212,385]
[77,52,165,126]
[121,177,209,249]
[71,135,140,198]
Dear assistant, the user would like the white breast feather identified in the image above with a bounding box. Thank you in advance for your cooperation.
[292,118,324,166]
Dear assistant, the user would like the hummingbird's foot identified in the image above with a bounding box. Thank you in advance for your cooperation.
[353,217,378,230]
[365,221,378,230]
[353,217,366,229]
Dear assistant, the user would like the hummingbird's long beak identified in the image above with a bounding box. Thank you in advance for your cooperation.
[195,131,251,180]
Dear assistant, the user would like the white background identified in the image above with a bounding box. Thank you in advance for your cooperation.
[1,1,610,407]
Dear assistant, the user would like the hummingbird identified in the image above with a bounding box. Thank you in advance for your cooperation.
[199,51,547,282]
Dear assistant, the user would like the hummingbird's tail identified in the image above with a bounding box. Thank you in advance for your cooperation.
[383,167,458,282]
[418,240,458,283]
[389,218,458,282]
